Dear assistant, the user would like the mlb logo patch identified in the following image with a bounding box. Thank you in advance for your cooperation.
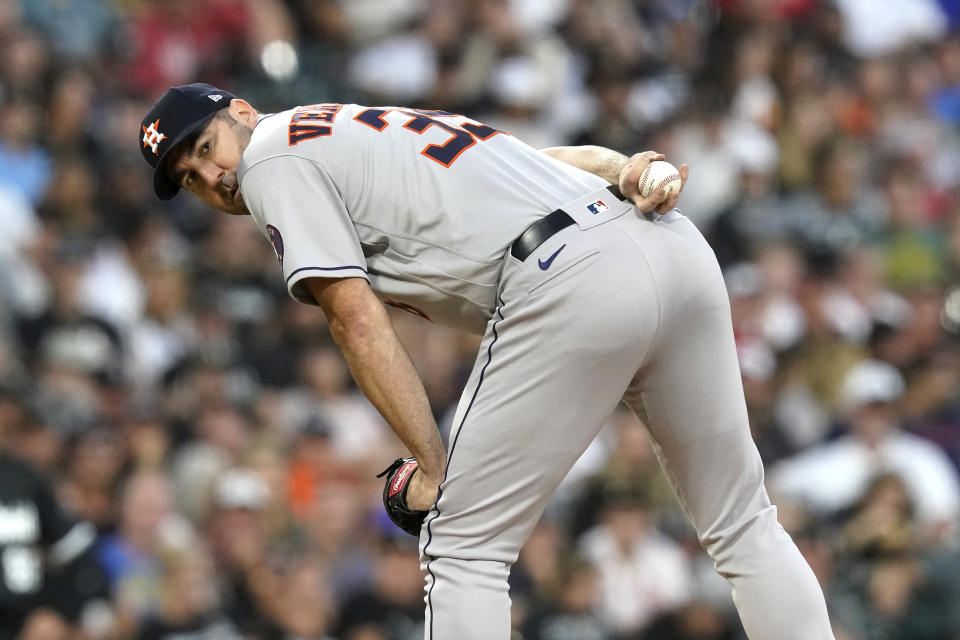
[266,224,284,266]
[587,200,608,215]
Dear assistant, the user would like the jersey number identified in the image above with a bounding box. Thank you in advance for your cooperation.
[353,108,500,167]
[2,546,41,593]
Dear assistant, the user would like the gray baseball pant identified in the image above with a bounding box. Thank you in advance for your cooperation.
[418,208,834,639]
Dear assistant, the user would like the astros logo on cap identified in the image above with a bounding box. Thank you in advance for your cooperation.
[142,119,167,156]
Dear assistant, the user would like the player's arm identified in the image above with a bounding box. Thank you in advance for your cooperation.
[541,145,689,214]
[240,156,444,509]
[541,145,629,184]
[305,276,445,509]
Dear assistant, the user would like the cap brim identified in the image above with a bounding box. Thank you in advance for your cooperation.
[152,113,217,201]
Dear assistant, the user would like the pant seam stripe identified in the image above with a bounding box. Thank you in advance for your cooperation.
[423,295,507,639]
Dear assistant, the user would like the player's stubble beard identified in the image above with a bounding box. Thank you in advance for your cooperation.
[221,111,254,216]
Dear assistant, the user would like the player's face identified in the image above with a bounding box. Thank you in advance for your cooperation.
[167,104,255,215]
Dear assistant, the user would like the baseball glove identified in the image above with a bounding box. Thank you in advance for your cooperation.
[376,457,429,536]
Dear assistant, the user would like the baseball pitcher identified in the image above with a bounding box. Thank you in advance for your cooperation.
[139,84,834,639]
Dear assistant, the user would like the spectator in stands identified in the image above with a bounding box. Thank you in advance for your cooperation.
[0,97,51,205]
[138,545,243,640]
[205,467,283,637]
[829,473,960,640]
[0,444,107,640]
[639,601,743,640]
[579,485,692,635]
[520,556,611,640]
[97,470,182,622]
[771,359,960,543]
[569,409,676,539]
[0,0,958,636]
[336,534,423,640]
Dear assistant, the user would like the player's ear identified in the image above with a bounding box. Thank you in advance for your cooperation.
[227,98,257,126]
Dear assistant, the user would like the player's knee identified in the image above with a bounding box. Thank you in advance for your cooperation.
[701,504,788,567]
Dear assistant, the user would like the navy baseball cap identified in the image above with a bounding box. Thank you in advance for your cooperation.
[139,83,236,200]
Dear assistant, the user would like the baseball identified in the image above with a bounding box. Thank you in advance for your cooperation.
[638,160,682,204]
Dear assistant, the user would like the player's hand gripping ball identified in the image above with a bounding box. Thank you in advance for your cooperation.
[377,457,429,536]
[637,160,682,205]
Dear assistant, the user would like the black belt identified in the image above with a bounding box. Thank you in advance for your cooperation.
[510,184,626,261]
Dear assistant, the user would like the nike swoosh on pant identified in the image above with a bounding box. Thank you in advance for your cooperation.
[538,244,566,270]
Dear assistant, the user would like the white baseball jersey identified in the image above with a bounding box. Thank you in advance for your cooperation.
[236,103,835,640]
[237,103,611,333]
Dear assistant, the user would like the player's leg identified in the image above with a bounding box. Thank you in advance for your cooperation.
[419,224,660,640]
[619,214,834,639]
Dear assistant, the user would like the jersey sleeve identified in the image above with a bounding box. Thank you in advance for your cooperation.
[33,470,95,565]
[240,155,368,305]
[30,468,74,545]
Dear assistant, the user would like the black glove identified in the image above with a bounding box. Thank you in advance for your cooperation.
[376,457,429,536]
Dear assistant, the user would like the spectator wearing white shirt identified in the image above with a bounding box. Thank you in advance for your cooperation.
[578,485,691,635]
[770,359,960,544]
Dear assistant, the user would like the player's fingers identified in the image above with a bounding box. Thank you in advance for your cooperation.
[406,469,440,511]
[633,187,665,212]
[654,164,689,214]
[618,151,664,201]
[656,191,680,214]
[631,150,664,166]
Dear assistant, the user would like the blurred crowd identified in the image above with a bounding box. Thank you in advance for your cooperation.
[1,0,960,638]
